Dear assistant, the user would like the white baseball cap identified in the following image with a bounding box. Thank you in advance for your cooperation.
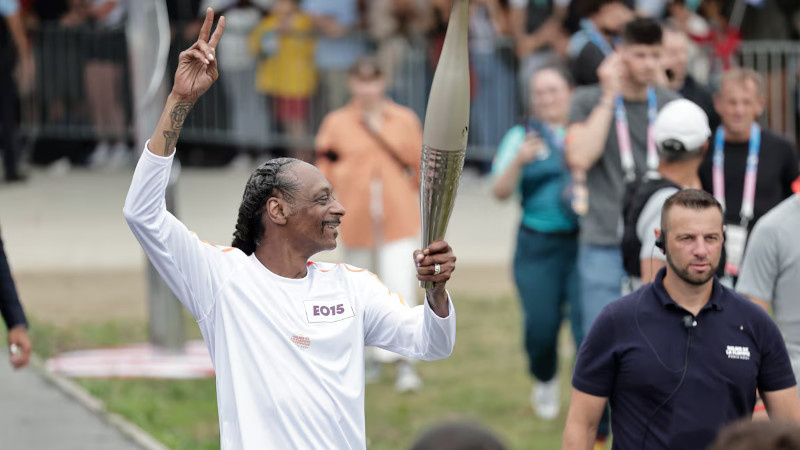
[653,99,711,157]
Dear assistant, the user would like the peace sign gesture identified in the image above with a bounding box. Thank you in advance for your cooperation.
[173,8,226,102]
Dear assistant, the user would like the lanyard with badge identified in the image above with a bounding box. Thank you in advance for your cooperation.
[616,88,658,297]
[616,87,659,182]
[580,20,659,181]
[712,123,761,278]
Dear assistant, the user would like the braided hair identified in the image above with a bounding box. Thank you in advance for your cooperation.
[231,158,301,255]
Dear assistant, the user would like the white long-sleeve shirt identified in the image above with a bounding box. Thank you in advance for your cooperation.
[123,146,457,449]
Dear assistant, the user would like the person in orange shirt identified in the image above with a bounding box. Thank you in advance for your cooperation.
[315,56,424,393]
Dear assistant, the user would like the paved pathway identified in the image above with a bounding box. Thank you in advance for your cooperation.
[0,350,146,450]
[0,165,519,291]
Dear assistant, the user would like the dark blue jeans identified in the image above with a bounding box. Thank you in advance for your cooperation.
[513,226,580,382]
[577,243,626,341]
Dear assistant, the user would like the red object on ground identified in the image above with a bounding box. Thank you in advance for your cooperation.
[46,340,214,379]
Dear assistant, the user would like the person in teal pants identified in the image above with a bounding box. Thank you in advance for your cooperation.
[492,66,580,420]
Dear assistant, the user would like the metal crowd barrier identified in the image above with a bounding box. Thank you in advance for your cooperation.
[19,22,523,165]
[18,22,800,165]
[738,41,800,144]
[22,23,132,142]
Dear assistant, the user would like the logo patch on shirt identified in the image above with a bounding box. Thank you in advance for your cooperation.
[726,345,751,360]
[291,335,311,350]
[304,299,355,323]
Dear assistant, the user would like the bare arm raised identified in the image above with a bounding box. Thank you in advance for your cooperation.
[565,54,621,171]
[148,8,226,157]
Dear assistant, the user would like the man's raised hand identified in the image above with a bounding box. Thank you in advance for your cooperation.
[172,8,226,102]
[148,8,225,156]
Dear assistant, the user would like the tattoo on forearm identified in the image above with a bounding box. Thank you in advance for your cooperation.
[162,131,179,156]
[160,101,193,156]
[169,102,193,130]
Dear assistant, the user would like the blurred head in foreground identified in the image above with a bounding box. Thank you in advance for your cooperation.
[708,419,800,450]
[410,420,506,450]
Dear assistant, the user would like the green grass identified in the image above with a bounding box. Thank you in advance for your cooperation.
[26,317,148,360]
[80,378,220,450]
[29,295,575,449]
[363,294,574,450]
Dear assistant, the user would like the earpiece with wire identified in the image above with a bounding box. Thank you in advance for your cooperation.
[646,232,665,283]
[655,233,665,253]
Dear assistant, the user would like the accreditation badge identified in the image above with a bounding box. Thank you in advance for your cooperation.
[724,224,749,277]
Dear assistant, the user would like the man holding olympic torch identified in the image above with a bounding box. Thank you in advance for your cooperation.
[124,7,460,449]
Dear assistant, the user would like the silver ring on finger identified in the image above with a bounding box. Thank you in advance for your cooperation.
[433,263,441,276]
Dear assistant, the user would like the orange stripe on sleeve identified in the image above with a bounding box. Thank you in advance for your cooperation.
[344,264,368,273]
[312,263,403,304]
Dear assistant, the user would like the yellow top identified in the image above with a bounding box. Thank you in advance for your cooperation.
[249,14,317,97]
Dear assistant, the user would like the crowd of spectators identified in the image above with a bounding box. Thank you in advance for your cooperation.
[5,1,800,448]
[2,0,800,177]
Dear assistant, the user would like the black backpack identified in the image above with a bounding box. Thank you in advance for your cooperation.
[621,177,680,277]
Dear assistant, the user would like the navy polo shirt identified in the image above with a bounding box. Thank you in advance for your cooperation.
[573,268,796,450]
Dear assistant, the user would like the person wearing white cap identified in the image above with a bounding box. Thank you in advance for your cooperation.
[621,98,711,288]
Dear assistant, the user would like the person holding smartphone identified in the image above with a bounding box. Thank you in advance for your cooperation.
[492,65,579,420]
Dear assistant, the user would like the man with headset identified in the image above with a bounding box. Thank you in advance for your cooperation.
[563,188,800,450]
[621,98,710,289]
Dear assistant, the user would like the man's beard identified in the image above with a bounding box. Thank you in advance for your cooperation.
[666,252,717,286]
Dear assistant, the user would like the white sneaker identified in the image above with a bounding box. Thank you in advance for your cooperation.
[395,362,422,393]
[106,142,131,170]
[227,153,254,171]
[531,378,560,420]
[47,157,71,176]
[88,141,110,168]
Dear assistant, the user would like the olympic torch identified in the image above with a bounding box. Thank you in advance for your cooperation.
[420,0,470,289]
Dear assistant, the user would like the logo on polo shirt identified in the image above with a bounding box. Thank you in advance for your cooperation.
[291,335,311,350]
[726,345,750,360]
